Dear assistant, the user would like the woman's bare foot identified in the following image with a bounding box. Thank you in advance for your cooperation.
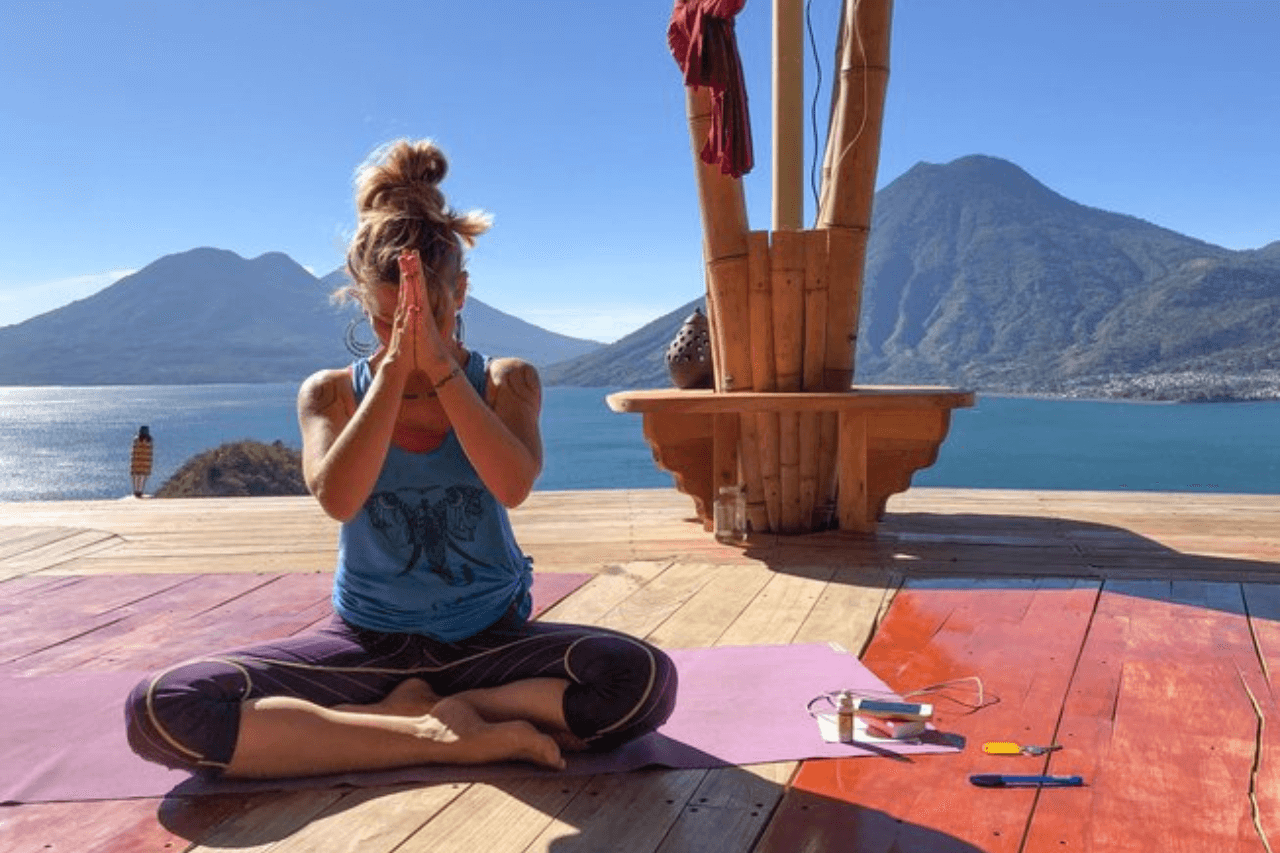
[552,730,591,753]
[423,695,566,770]
[334,677,440,717]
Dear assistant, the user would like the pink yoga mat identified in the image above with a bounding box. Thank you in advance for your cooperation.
[1,643,959,803]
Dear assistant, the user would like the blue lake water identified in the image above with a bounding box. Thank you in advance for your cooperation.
[0,384,1277,501]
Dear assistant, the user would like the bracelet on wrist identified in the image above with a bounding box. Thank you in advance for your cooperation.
[433,366,462,389]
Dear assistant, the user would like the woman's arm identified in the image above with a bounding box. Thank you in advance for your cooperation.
[298,278,420,522]
[398,250,542,507]
[296,366,400,521]
[434,355,543,507]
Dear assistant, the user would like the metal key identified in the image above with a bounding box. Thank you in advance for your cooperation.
[983,741,1063,756]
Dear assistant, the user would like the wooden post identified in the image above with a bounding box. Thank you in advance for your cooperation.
[773,0,805,231]
[837,410,872,533]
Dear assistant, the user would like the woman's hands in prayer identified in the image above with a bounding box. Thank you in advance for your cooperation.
[388,249,458,394]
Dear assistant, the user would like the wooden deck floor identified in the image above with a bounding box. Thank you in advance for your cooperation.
[2,486,1278,852]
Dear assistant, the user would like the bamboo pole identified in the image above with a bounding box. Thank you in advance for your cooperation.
[823,227,863,390]
[815,405,839,528]
[817,0,849,211]
[745,232,775,531]
[770,231,805,392]
[707,256,753,392]
[817,0,892,390]
[799,230,829,527]
[802,230,830,391]
[686,86,751,391]
[817,0,892,231]
[773,0,805,231]
[771,231,805,531]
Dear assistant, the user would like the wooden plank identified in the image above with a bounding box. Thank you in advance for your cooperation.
[758,578,1101,853]
[591,560,722,639]
[714,561,834,647]
[0,573,84,610]
[1023,581,1273,852]
[538,561,670,626]
[394,777,589,853]
[256,782,467,853]
[0,796,249,853]
[524,769,705,852]
[13,573,332,675]
[187,789,348,852]
[647,561,775,649]
[0,528,122,580]
[654,764,793,853]
[0,573,196,666]
[0,526,100,560]
[790,567,898,656]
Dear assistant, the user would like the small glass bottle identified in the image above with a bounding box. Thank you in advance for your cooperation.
[836,691,855,742]
[714,485,747,544]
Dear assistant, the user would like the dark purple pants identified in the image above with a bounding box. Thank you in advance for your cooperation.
[124,610,677,775]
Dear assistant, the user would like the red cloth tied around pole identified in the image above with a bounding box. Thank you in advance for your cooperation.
[668,0,754,178]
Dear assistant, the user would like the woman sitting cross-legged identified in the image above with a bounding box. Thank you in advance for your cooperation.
[124,138,677,779]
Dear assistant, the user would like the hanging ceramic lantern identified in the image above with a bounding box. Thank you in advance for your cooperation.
[666,307,714,389]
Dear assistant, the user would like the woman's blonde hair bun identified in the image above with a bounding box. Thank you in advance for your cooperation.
[342,138,491,307]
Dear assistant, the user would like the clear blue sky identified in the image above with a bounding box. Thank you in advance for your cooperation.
[2,1,1277,340]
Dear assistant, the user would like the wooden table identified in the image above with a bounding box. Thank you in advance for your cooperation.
[608,387,975,535]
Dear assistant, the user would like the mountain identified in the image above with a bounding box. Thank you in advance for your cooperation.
[0,249,603,385]
[545,155,1280,399]
[542,298,706,387]
[857,155,1279,393]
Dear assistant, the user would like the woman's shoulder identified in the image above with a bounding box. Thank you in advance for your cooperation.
[484,357,541,408]
[297,366,356,416]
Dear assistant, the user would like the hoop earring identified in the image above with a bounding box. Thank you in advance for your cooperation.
[454,312,465,346]
[345,316,378,358]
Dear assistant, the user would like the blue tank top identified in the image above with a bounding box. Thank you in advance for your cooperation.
[332,351,534,641]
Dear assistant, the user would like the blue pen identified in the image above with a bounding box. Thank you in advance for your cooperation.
[970,774,1083,788]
